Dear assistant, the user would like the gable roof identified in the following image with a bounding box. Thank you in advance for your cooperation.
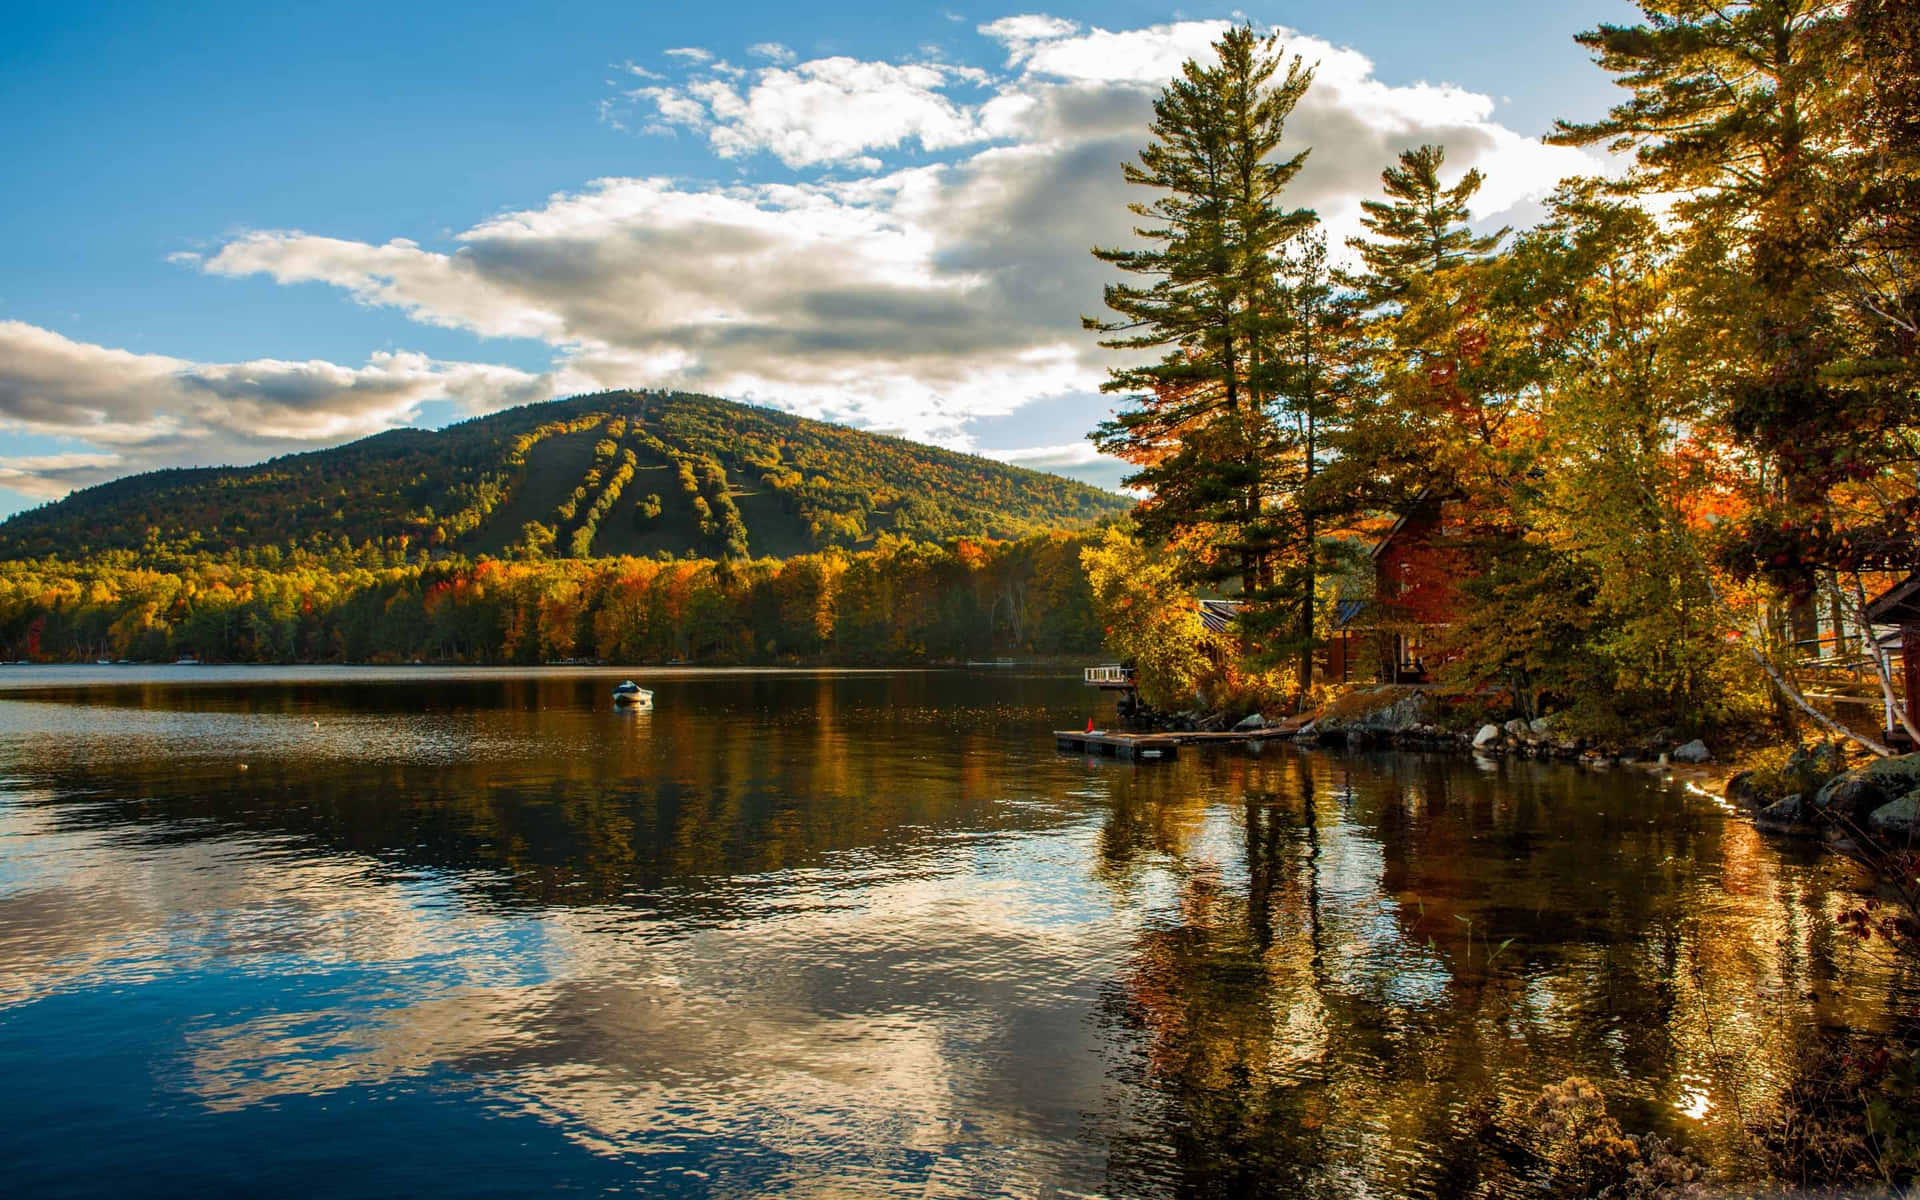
[1868,573,1920,625]
[1198,598,1243,635]
[1368,488,1439,560]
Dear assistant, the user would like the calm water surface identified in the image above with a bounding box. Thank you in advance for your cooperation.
[0,666,1901,1197]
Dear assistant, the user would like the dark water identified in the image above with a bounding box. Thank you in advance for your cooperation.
[0,666,1899,1198]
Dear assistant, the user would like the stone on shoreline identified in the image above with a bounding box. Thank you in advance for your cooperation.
[1754,794,1816,835]
[1673,739,1712,764]
[1868,796,1920,842]
[1754,751,1920,843]
[1724,770,1761,809]
[1814,772,1887,823]
[1859,754,1920,795]
[1473,724,1502,749]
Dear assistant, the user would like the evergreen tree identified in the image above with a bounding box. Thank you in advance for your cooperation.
[1349,144,1505,304]
[1087,26,1318,598]
[1332,145,1516,515]
[1260,232,1351,699]
[1834,0,1920,421]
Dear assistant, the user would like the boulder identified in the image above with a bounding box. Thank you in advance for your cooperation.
[1529,716,1554,736]
[1860,754,1920,795]
[1504,719,1530,738]
[1795,742,1847,779]
[1814,772,1889,823]
[1723,770,1761,810]
[1473,724,1503,749]
[1672,739,1712,764]
[1754,794,1817,835]
[1358,690,1435,733]
[1867,796,1920,842]
[1234,712,1267,731]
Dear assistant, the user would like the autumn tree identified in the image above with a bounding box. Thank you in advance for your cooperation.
[1554,0,1920,747]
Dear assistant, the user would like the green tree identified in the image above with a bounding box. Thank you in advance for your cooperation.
[1087,25,1318,599]
[1549,1,1881,574]
[1348,144,1504,304]
[1333,143,1518,518]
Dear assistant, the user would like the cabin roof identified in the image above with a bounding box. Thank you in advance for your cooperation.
[1198,598,1243,635]
[1368,489,1439,560]
[1868,573,1920,625]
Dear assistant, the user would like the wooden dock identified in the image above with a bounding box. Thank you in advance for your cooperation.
[1171,728,1298,745]
[1054,730,1181,761]
[1055,720,1309,762]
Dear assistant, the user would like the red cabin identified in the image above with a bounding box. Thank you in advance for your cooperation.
[1328,495,1467,685]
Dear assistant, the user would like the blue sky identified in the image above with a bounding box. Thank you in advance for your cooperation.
[0,1,1628,515]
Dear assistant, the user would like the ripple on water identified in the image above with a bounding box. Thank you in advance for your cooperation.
[0,667,1897,1198]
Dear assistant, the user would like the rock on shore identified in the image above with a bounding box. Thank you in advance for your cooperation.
[1761,752,1920,842]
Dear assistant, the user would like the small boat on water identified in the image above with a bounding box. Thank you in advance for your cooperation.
[611,680,653,708]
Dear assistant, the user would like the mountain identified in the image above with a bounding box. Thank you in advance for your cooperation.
[0,391,1128,562]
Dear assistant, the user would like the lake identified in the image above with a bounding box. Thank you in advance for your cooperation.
[0,666,1898,1197]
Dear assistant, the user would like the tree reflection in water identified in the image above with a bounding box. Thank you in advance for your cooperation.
[0,666,1901,1198]
[1093,749,1899,1198]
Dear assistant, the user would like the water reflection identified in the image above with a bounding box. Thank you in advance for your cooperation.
[0,667,1903,1197]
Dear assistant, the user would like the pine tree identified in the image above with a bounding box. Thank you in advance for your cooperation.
[1258,232,1350,699]
[1349,144,1505,304]
[1333,145,1513,514]
[1087,26,1318,598]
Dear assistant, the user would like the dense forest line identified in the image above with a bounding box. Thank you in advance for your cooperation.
[0,533,1103,666]
[0,391,1126,563]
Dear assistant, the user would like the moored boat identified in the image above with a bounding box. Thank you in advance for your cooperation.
[611,680,653,708]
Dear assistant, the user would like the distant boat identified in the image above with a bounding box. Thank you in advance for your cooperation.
[611,680,653,708]
[174,656,199,665]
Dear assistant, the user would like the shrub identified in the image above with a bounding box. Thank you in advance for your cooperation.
[1524,1077,1699,1199]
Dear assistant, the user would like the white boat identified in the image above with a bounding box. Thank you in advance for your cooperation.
[611,680,653,708]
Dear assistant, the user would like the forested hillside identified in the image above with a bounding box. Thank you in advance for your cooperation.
[0,391,1126,562]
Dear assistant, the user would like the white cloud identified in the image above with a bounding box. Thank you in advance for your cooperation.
[0,321,559,495]
[194,17,1596,462]
[980,439,1133,491]
[746,41,795,63]
[645,58,990,168]
[976,14,1081,53]
[11,13,1604,503]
